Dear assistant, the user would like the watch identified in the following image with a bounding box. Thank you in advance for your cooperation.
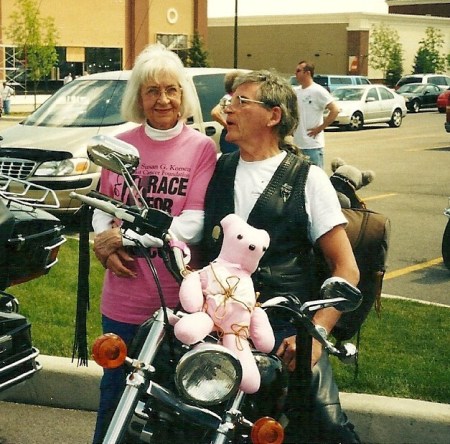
[315,325,329,340]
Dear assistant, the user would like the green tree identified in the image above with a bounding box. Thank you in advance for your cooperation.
[386,42,404,87]
[369,24,404,81]
[413,27,446,74]
[184,32,210,67]
[6,0,59,107]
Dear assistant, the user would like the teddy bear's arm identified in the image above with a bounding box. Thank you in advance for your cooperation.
[179,271,205,313]
[249,307,275,353]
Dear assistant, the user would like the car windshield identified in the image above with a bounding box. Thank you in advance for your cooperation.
[398,84,425,93]
[22,79,127,127]
[332,88,364,101]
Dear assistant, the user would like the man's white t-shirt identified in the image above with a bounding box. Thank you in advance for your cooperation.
[293,83,334,149]
[234,151,346,243]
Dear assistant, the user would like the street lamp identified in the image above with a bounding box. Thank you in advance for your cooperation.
[234,0,238,68]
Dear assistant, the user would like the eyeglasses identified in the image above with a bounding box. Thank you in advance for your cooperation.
[223,95,267,109]
[296,68,306,73]
[145,85,182,100]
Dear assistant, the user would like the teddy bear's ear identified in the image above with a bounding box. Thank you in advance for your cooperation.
[331,157,345,172]
[220,213,241,230]
[361,170,375,186]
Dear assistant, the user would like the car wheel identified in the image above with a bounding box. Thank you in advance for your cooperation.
[388,109,403,128]
[443,219,450,270]
[347,112,363,131]
[411,99,420,113]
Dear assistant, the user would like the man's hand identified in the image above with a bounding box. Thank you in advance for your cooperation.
[276,335,297,371]
[306,126,322,138]
[276,335,323,371]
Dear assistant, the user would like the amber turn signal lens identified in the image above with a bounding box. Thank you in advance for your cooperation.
[92,333,127,368]
[251,417,284,444]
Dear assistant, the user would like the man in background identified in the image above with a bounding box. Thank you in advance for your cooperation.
[293,61,339,168]
[1,82,15,115]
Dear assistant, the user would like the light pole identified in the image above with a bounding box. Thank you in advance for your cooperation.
[233,0,238,68]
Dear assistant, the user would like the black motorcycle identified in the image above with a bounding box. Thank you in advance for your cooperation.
[71,135,361,444]
[0,175,65,393]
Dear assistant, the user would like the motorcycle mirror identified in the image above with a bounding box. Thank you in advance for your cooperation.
[87,135,140,174]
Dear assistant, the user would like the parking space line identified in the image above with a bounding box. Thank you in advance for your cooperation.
[364,193,398,201]
[384,257,443,280]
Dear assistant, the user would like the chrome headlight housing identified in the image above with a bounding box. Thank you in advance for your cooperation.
[175,343,242,406]
[34,158,90,176]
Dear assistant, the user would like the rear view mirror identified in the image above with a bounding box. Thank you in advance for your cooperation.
[87,135,140,175]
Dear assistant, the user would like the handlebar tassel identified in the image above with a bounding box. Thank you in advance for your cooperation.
[72,204,92,366]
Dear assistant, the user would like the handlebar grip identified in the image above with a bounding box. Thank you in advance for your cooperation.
[70,192,137,224]
[70,191,172,239]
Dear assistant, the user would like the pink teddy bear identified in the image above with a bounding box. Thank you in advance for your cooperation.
[174,214,275,394]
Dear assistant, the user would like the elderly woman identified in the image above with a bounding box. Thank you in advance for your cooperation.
[91,44,217,443]
[202,70,361,443]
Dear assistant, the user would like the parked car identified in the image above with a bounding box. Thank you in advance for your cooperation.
[395,74,450,92]
[437,88,450,113]
[445,92,450,132]
[396,83,441,113]
[289,74,371,91]
[330,84,407,131]
[313,74,371,92]
[0,68,236,213]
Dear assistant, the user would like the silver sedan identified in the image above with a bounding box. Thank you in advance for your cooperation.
[330,84,407,131]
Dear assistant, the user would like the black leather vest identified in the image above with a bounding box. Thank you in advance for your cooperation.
[203,151,316,303]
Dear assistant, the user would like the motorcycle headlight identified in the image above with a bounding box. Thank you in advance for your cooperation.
[34,158,90,176]
[175,343,242,406]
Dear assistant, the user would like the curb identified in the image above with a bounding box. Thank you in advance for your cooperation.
[3,355,450,444]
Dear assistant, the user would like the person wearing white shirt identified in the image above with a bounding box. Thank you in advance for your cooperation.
[293,61,339,168]
[1,82,14,115]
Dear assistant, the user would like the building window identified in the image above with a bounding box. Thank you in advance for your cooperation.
[156,34,188,50]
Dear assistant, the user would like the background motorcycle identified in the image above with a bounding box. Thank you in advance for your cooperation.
[0,175,65,393]
[443,197,450,270]
[72,135,361,444]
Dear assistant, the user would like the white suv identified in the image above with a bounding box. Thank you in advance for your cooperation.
[395,74,450,91]
[0,68,235,213]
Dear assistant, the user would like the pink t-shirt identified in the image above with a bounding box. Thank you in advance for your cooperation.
[99,124,216,324]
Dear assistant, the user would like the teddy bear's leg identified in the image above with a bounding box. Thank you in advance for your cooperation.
[174,312,214,345]
[179,272,205,313]
[222,335,261,394]
[249,307,275,353]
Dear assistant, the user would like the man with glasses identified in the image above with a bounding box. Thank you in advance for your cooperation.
[202,70,361,443]
[293,61,339,168]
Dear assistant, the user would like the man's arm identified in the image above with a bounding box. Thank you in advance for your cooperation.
[321,100,339,131]
[307,100,340,138]
[276,225,359,371]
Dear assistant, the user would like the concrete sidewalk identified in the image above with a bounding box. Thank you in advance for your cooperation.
[3,354,450,444]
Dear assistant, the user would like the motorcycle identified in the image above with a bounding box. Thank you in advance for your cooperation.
[443,197,450,270]
[0,175,65,393]
[71,135,361,444]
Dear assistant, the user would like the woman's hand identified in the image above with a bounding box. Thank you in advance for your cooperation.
[93,228,135,277]
[93,227,123,267]
[105,249,137,278]
[276,335,323,371]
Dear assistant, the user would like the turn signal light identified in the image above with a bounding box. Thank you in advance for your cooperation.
[251,417,284,444]
[92,333,127,368]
